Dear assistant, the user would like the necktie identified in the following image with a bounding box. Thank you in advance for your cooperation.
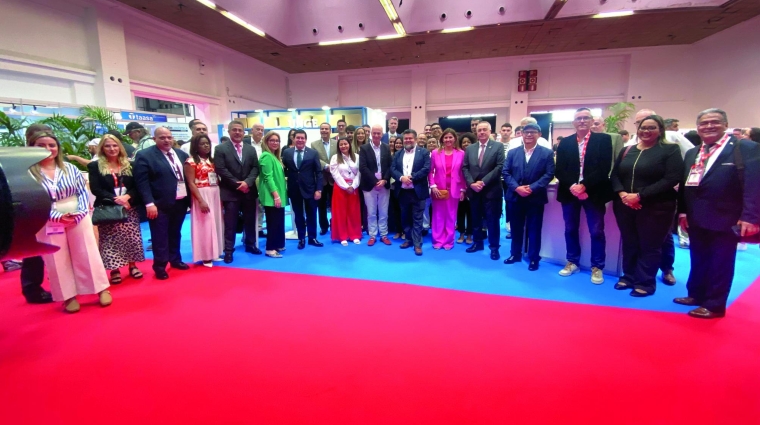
[297,150,303,168]
[166,152,181,180]
[478,143,487,166]
[234,143,242,159]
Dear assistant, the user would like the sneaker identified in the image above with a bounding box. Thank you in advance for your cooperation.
[353,239,361,244]
[340,240,348,246]
[558,262,579,277]
[591,267,604,284]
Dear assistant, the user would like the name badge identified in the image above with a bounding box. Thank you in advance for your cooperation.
[114,187,127,196]
[46,222,65,235]
[208,172,218,186]
[685,167,703,187]
[177,182,188,199]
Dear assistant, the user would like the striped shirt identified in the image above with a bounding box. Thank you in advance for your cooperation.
[39,162,89,223]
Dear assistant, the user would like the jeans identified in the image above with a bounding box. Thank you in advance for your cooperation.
[561,199,607,269]
[363,187,390,238]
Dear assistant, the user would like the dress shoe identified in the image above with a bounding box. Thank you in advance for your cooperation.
[245,246,262,255]
[673,297,699,306]
[661,271,676,286]
[298,239,306,250]
[308,239,323,247]
[24,289,53,304]
[154,269,169,280]
[367,237,376,246]
[320,228,328,236]
[381,236,392,245]
[490,249,500,261]
[688,307,725,319]
[528,260,539,271]
[170,262,190,270]
[399,241,413,249]
[503,255,521,264]
[421,228,429,236]
[466,243,484,253]
[223,253,233,264]
[414,247,423,256]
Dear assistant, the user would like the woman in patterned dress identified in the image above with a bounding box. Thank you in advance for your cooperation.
[88,134,145,284]
[184,134,224,267]
[31,131,112,313]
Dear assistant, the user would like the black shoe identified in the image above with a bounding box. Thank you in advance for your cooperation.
[24,289,53,304]
[490,249,500,261]
[170,262,190,270]
[528,260,539,271]
[298,239,306,250]
[245,246,262,255]
[223,252,233,264]
[154,269,169,280]
[466,243,484,253]
[503,255,521,264]
[421,228,429,236]
[308,239,324,247]
[320,228,328,236]
[258,230,267,238]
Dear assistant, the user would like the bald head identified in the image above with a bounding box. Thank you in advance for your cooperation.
[590,116,605,133]
[634,109,656,127]
[371,125,384,145]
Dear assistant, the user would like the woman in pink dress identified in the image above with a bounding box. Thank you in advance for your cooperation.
[184,134,224,267]
[428,128,466,250]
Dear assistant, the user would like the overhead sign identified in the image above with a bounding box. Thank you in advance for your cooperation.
[120,111,168,122]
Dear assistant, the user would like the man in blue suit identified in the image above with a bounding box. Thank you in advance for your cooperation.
[502,124,556,271]
[391,129,431,256]
[282,129,324,250]
[675,109,760,319]
[380,116,400,144]
[134,127,190,280]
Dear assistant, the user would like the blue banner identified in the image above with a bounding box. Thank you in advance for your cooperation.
[120,111,168,122]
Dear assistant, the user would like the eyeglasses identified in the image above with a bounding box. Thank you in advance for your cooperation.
[638,126,659,132]
[574,116,593,122]
[523,130,539,136]
[697,120,725,127]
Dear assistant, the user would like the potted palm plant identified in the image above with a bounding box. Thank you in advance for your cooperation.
[604,102,635,133]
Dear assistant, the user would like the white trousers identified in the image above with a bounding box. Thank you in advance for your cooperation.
[363,187,390,238]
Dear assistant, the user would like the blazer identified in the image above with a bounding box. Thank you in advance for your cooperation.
[311,139,338,185]
[555,132,613,205]
[427,149,466,196]
[678,137,760,232]
[380,132,400,144]
[391,147,431,200]
[87,161,141,208]
[213,141,260,202]
[503,145,556,205]
[134,146,190,210]
[607,132,625,169]
[282,146,324,199]
[462,140,506,200]
[257,152,289,208]
[358,142,392,192]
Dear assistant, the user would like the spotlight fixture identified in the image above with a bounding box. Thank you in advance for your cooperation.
[30,106,39,115]
[593,10,634,18]
[7,104,18,114]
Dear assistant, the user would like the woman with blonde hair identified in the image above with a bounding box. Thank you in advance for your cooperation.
[30,131,111,313]
[184,134,224,267]
[257,131,288,258]
[88,134,145,284]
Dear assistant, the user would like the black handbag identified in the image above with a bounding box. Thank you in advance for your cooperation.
[733,143,760,244]
[92,198,128,225]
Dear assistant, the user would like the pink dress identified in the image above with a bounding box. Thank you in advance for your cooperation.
[186,157,224,262]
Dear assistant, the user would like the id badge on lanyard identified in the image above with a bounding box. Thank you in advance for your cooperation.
[685,166,703,187]
[208,172,218,186]
[686,133,729,187]
[46,222,65,235]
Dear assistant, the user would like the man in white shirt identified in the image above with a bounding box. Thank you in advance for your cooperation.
[506,117,552,151]
[359,125,393,245]
[181,120,209,154]
[381,117,400,144]
[499,123,513,149]
[391,129,431,256]
[249,123,265,157]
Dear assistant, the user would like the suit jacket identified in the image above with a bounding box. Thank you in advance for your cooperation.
[427,149,466,196]
[134,145,190,210]
[380,132,399,144]
[679,137,760,232]
[555,132,613,204]
[311,139,338,186]
[607,132,625,169]
[391,148,431,200]
[213,141,260,202]
[503,145,556,205]
[87,161,141,208]
[462,140,506,199]
[282,146,324,199]
[358,142,392,192]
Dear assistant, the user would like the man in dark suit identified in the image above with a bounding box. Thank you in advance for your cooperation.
[134,127,190,280]
[282,129,324,249]
[391,129,430,256]
[554,108,613,284]
[311,123,337,235]
[380,116,400,144]
[675,108,760,319]
[502,124,556,271]
[462,121,506,260]
[359,125,393,246]
[214,120,261,263]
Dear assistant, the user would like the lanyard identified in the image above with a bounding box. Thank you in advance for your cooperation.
[166,152,183,181]
[110,165,121,187]
[694,133,730,170]
[577,131,591,182]
[42,167,60,201]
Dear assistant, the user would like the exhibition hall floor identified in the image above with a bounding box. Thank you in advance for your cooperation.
[1,223,759,425]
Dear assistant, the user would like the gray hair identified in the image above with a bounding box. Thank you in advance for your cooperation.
[477,121,492,131]
[520,117,538,125]
[697,108,728,124]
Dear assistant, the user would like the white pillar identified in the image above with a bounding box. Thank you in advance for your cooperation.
[84,5,133,109]
[410,67,427,132]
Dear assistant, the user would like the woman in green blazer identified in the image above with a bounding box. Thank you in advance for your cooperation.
[258,131,289,258]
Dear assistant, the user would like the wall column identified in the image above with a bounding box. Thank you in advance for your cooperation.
[410,67,427,132]
[84,4,133,109]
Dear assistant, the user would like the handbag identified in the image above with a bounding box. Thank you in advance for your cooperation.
[733,143,760,244]
[436,189,450,200]
[92,198,128,225]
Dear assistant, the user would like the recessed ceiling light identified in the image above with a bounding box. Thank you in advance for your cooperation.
[441,26,474,33]
[376,34,403,40]
[593,11,634,18]
[196,0,216,9]
[319,38,369,46]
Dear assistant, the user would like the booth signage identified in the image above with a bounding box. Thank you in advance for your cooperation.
[120,112,168,122]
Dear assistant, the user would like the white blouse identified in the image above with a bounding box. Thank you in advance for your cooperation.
[329,154,361,190]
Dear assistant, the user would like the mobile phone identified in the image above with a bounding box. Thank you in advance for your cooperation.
[731,224,742,237]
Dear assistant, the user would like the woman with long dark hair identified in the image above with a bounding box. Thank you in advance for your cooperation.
[184,134,224,267]
[329,137,362,245]
[258,131,288,258]
[429,128,466,250]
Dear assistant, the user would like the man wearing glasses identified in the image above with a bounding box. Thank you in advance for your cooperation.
[554,108,614,284]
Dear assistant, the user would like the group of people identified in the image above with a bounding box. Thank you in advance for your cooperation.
[5,106,758,320]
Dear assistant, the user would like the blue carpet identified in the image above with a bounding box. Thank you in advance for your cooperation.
[141,219,759,314]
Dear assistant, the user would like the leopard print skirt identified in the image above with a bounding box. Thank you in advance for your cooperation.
[98,208,145,270]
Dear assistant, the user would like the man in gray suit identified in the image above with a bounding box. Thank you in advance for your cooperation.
[311,122,337,235]
[591,116,625,162]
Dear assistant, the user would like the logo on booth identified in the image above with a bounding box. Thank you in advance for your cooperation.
[120,112,168,123]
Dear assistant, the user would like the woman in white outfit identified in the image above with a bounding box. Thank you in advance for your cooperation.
[329,137,362,246]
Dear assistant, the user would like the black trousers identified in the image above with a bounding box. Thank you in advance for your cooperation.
[148,199,189,271]
[318,183,333,232]
[290,191,318,241]
[388,190,402,233]
[470,193,501,249]
[399,189,426,248]
[507,201,545,261]
[659,213,678,273]
[456,199,473,236]
[223,197,258,253]
[359,190,368,231]
[20,256,45,295]
[686,226,739,314]
[613,199,675,294]
[264,206,286,251]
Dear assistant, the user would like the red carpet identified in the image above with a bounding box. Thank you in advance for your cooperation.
[1,263,759,425]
